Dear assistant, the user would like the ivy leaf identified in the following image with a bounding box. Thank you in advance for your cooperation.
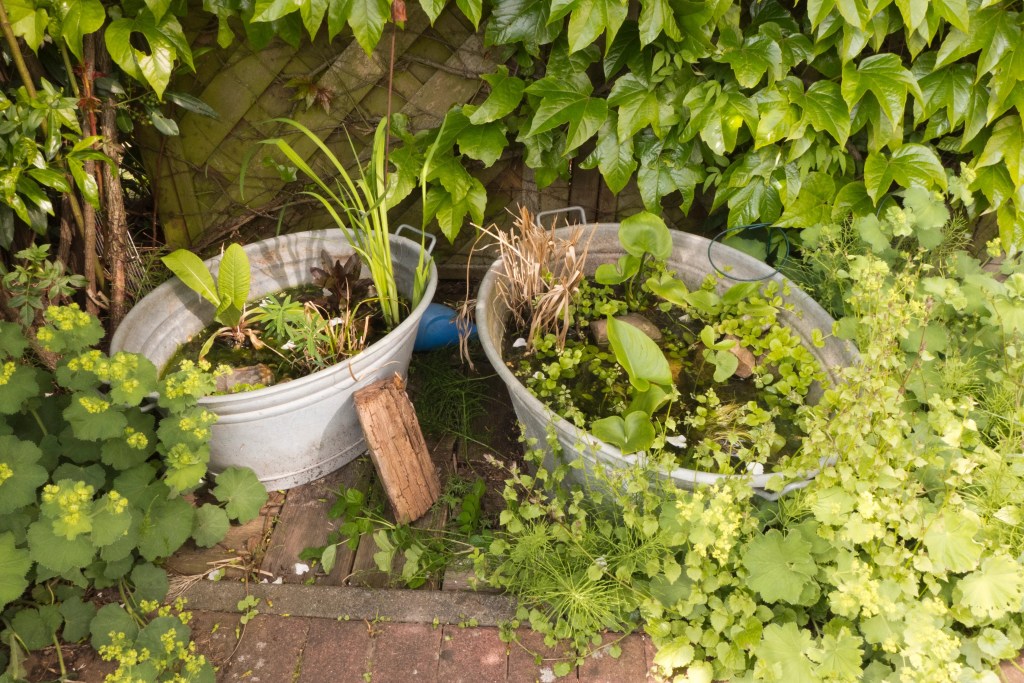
[467,67,525,124]
[922,509,983,573]
[455,0,482,29]
[607,70,677,140]
[720,34,783,88]
[638,0,681,46]
[916,63,973,129]
[484,0,559,52]
[566,0,627,54]
[776,172,835,229]
[347,0,389,55]
[457,122,507,167]
[841,53,921,128]
[192,504,230,547]
[213,467,268,523]
[0,532,31,610]
[863,144,947,203]
[581,114,637,194]
[954,554,1024,622]
[754,623,818,683]
[525,76,607,153]
[929,0,969,33]
[637,135,702,212]
[976,115,1024,187]
[741,529,817,604]
[0,437,48,515]
[935,8,1017,76]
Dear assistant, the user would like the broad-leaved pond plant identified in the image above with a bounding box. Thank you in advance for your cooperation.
[0,254,268,679]
[481,186,1024,681]
[511,210,825,479]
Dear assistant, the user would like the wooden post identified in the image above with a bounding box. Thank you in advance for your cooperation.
[354,374,441,523]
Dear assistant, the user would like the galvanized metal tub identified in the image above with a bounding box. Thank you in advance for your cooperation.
[111,230,437,490]
[476,222,857,500]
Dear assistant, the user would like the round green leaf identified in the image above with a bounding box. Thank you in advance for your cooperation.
[0,532,31,610]
[131,563,168,603]
[213,467,268,523]
[618,211,672,259]
[192,503,230,548]
[89,603,139,650]
[0,437,48,515]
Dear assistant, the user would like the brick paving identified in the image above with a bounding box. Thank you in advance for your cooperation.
[190,611,657,682]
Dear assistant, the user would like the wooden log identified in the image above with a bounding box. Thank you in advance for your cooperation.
[354,374,441,524]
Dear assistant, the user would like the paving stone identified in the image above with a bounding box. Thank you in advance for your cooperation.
[1001,654,1024,683]
[219,614,309,682]
[642,634,661,682]
[367,622,443,682]
[437,625,508,682]
[188,610,242,670]
[507,629,578,683]
[578,634,648,682]
[298,618,375,682]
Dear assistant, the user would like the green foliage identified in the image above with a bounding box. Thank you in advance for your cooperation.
[0,263,267,671]
[487,188,1024,680]
[0,83,108,249]
[162,243,250,329]
[248,118,430,329]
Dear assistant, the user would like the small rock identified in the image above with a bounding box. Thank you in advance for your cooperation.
[215,364,274,393]
[590,313,663,345]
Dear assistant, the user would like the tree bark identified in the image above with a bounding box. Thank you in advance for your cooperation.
[98,38,129,332]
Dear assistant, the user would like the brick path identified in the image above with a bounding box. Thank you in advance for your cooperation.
[189,611,658,683]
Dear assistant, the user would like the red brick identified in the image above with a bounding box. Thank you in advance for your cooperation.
[1001,653,1024,683]
[506,629,578,683]
[368,622,442,682]
[437,625,508,682]
[220,614,310,682]
[299,618,375,682]
[578,634,648,683]
[188,610,242,671]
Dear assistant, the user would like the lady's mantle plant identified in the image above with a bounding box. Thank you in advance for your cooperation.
[481,188,1024,681]
[0,295,267,677]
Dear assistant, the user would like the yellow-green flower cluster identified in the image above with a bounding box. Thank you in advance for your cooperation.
[78,394,110,414]
[0,361,16,386]
[106,490,129,514]
[177,409,216,441]
[0,462,13,486]
[124,427,149,450]
[67,350,105,374]
[165,443,203,469]
[44,303,92,331]
[41,480,95,536]
[162,360,212,400]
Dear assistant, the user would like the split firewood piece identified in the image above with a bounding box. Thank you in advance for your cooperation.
[354,374,441,523]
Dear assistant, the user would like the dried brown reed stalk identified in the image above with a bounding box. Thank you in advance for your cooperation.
[476,206,591,351]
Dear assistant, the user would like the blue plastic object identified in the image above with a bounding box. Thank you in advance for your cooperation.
[414,303,475,352]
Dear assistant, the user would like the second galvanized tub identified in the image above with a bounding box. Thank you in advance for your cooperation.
[476,222,857,499]
[110,230,437,490]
